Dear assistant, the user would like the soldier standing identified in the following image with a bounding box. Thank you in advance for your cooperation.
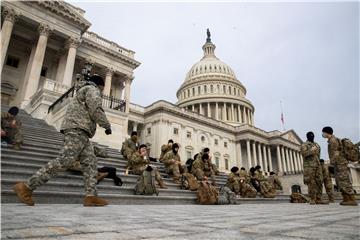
[13,75,112,206]
[1,106,23,150]
[300,132,328,204]
[322,126,358,206]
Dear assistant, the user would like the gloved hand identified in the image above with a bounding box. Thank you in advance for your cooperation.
[105,128,112,135]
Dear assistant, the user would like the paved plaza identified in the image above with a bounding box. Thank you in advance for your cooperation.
[1,203,359,240]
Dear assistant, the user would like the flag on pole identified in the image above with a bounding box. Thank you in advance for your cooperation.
[280,101,285,131]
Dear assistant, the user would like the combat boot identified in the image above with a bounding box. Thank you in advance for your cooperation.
[13,182,34,206]
[316,197,329,205]
[309,198,316,205]
[96,172,108,183]
[340,194,358,206]
[83,196,108,206]
[158,180,168,189]
[328,195,335,203]
[13,143,21,150]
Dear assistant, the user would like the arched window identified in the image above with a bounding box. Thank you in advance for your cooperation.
[192,88,195,96]
[229,86,232,94]
[210,85,213,93]
[201,136,205,142]
[223,85,226,93]
[204,85,207,93]
[198,86,201,95]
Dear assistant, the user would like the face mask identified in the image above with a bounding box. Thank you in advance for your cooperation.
[131,136,138,142]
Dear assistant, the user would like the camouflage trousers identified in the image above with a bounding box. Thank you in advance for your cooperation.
[335,162,354,195]
[240,182,257,198]
[132,165,162,183]
[193,168,216,185]
[323,176,334,199]
[165,163,187,181]
[259,181,276,198]
[26,129,98,196]
[304,165,323,200]
[2,126,23,144]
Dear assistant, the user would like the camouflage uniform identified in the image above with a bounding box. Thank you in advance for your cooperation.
[1,112,24,145]
[300,141,323,202]
[238,169,257,197]
[226,172,241,194]
[128,151,163,184]
[328,135,354,195]
[121,138,138,160]
[161,151,186,182]
[254,170,276,198]
[268,175,283,190]
[159,144,172,161]
[25,81,111,197]
[191,158,216,185]
[195,152,220,175]
[321,162,334,201]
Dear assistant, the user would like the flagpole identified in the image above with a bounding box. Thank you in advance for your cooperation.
[280,101,286,131]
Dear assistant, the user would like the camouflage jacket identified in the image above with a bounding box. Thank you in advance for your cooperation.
[300,141,321,167]
[122,138,139,156]
[239,169,251,183]
[268,175,283,190]
[162,151,181,167]
[192,158,212,173]
[227,172,241,184]
[159,144,172,160]
[1,112,21,129]
[128,151,150,170]
[61,82,110,138]
[328,135,347,166]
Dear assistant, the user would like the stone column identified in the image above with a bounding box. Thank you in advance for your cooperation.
[231,104,235,122]
[237,105,241,123]
[222,103,226,121]
[236,141,243,167]
[276,145,283,172]
[103,67,114,96]
[191,104,194,112]
[62,37,81,87]
[215,102,219,120]
[207,102,211,117]
[292,150,298,173]
[22,23,52,106]
[289,149,295,173]
[1,7,19,72]
[257,143,263,169]
[246,140,251,169]
[132,122,138,132]
[124,75,133,113]
[285,148,292,173]
[242,107,247,124]
[263,145,268,173]
[252,141,258,166]
[267,146,273,172]
[298,152,303,171]
[199,103,203,115]
[247,109,251,125]
[281,146,287,173]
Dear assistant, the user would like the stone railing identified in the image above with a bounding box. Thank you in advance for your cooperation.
[41,77,70,94]
[82,31,135,58]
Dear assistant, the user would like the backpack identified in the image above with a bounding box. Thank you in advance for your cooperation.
[180,173,199,191]
[340,138,359,162]
[134,170,159,196]
[197,181,219,205]
[290,192,308,203]
[217,186,237,205]
[185,158,194,172]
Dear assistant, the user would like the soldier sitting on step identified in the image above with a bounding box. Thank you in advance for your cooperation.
[195,148,220,175]
[159,139,173,161]
[267,172,283,191]
[128,144,167,189]
[121,131,139,160]
[1,106,23,150]
[161,143,188,184]
[192,153,216,186]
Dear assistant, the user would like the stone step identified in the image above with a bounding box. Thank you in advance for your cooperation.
[1,190,198,205]
[0,168,183,189]
[1,179,196,197]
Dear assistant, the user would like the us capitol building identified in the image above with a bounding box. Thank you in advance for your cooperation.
[1,1,314,192]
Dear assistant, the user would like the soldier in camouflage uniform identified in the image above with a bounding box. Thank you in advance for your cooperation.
[13,75,112,206]
[300,132,328,205]
[319,159,335,203]
[1,106,23,150]
[161,143,187,184]
[322,126,358,206]
[254,166,276,198]
[121,131,139,160]
[159,139,173,161]
[192,153,216,186]
[226,166,257,198]
[226,167,241,194]
[195,148,220,175]
[128,144,167,188]
[268,172,283,191]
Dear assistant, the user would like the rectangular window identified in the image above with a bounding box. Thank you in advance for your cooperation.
[198,86,201,94]
[6,55,20,68]
[192,88,195,96]
[186,131,191,138]
[215,157,220,168]
[225,159,229,170]
[173,128,179,135]
[224,142,228,148]
[215,139,218,145]
[147,127,151,135]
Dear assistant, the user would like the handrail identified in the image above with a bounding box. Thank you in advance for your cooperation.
[48,86,75,113]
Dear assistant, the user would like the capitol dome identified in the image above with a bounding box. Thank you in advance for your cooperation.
[176,29,255,126]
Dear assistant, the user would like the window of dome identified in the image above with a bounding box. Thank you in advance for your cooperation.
[210,85,213,93]
[214,65,217,70]
[187,89,190,97]
[209,65,212,70]
[223,85,226,93]
[201,136,205,142]
[233,87,236,95]
[229,86,231,94]
[237,89,240,96]
[217,85,220,93]
[204,85,207,93]
[192,88,195,96]
[204,66,207,71]
[198,86,201,94]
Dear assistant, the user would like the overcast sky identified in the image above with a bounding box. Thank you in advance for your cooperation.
[72,1,359,158]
